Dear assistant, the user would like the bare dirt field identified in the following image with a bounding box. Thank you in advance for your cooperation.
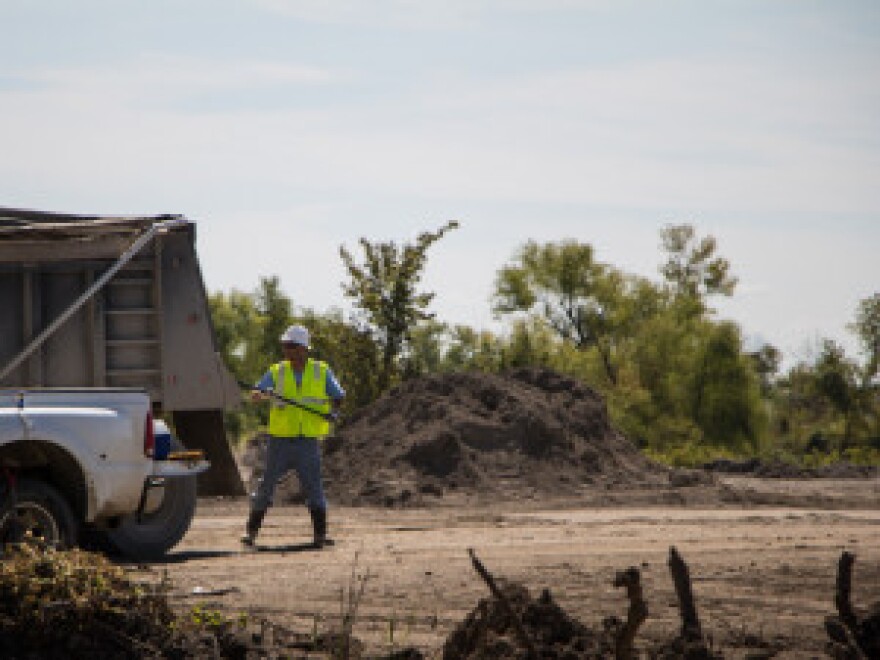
[145,476,880,658]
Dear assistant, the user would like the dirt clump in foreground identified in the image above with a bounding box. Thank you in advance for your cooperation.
[315,368,678,507]
[443,580,615,659]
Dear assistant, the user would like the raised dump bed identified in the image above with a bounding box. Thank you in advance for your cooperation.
[0,207,244,495]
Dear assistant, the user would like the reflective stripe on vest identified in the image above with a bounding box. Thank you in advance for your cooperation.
[268,358,331,438]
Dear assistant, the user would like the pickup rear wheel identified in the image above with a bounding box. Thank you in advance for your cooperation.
[104,439,197,560]
[0,478,79,549]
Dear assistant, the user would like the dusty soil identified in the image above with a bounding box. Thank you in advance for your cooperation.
[216,369,880,657]
[144,476,880,659]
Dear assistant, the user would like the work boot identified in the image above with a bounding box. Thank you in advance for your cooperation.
[309,507,328,549]
[240,509,266,547]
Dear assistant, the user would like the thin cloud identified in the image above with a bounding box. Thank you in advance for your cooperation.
[1,54,337,101]
[253,0,614,29]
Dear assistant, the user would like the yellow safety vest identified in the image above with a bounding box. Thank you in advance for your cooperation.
[268,358,332,438]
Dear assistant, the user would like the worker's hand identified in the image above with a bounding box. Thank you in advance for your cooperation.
[251,389,269,403]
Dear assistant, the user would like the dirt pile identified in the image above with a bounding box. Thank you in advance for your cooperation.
[316,368,673,506]
[443,581,614,659]
[441,574,722,660]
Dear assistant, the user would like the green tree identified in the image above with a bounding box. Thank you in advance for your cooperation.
[850,293,880,380]
[443,325,504,373]
[209,288,263,383]
[255,276,293,364]
[813,339,868,451]
[209,281,292,439]
[689,322,765,452]
[401,320,448,379]
[492,240,658,385]
[339,221,459,392]
[749,343,782,396]
[499,318,556,370]
[660,224,737,316]
[294,308,380,413]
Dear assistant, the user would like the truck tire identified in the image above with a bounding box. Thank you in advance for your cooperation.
[105,440,197,560]
[0,478,79,549]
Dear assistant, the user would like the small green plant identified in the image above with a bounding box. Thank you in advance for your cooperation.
[189,604,226,628]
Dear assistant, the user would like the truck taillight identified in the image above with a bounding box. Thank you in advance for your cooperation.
[144,411,155,457]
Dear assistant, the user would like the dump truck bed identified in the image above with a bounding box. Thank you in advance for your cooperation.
[0,207,244,495]
[0,207,238,409]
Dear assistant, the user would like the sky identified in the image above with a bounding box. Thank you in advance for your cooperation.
[2,0,878,368]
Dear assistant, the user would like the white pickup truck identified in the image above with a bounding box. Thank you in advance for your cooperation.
[0,388,209,559]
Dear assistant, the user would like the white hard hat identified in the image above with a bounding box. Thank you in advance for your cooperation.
[280,324,310,348]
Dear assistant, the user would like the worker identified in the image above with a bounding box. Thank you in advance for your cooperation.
[242,324,344,549]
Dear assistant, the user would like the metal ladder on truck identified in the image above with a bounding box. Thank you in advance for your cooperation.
[103,251,164,400]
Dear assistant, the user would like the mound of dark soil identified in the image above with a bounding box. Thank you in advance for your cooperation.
[703,458,878,479]
[316,368,671,506]
[442,581,615,659]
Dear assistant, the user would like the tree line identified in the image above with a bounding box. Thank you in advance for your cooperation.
[209,222,880,467]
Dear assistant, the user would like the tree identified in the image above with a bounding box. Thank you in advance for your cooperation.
[443,325,504,373]
[339,221,459,392]
[294,308,380,412]
[209,288,263,383]
[689,322,765,452]
[660,224,737,316]
[255,276,293,364]
[749,343,782,396]
[492,240,659,385]
[493,240,602,347]
[401,320,448,379]
[849,293,880,380]
[814,339,862,450]
[208,281,293,438]
[499,318,556,370]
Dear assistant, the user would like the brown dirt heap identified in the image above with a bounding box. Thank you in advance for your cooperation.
[443,581,614,659]
[320,368,670,506]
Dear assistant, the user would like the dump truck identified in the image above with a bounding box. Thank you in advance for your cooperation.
[0,207,244,496]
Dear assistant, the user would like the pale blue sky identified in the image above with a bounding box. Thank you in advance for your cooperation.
[2,1,878,367]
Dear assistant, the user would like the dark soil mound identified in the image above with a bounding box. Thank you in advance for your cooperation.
[703,458,878,479]
[317,368,670,506]
[442,581,615,659]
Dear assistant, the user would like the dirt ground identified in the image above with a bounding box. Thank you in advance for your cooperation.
[144,476,880,659]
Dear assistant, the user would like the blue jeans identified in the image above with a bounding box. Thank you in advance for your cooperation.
[251,436,326,512]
